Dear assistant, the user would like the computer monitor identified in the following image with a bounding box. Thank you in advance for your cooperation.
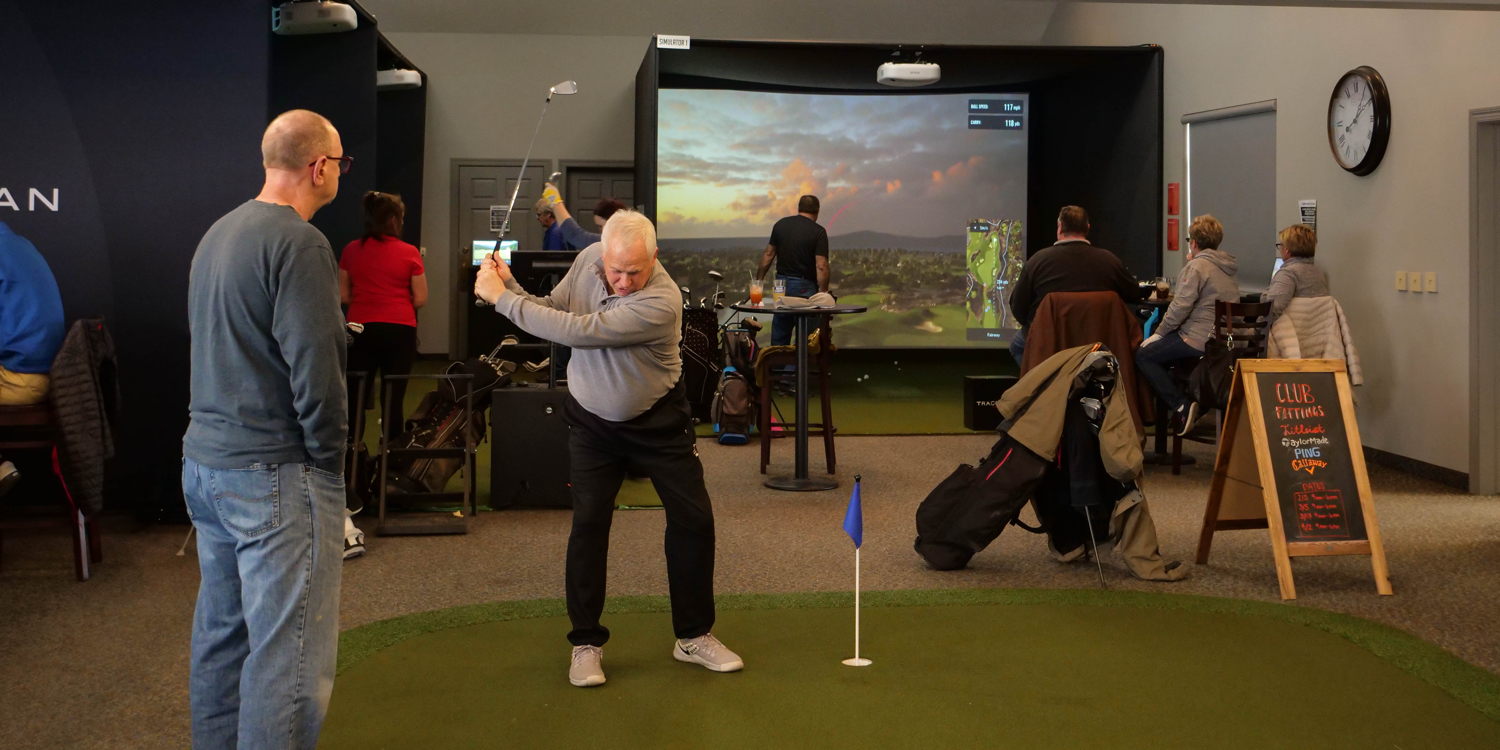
[510,250,580,293]
[472,239,518,266]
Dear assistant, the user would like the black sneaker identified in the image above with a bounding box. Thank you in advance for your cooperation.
[1173,402,1201,437]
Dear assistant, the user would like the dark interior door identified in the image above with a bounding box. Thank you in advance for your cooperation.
[455,162,547,358]
[565,167,635,230]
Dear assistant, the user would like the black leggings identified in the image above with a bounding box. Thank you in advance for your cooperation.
[347,322,417,440]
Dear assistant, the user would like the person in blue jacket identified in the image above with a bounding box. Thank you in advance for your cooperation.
[0,221,66,496]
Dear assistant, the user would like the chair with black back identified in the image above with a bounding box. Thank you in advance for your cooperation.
[1160,300,1273,474]
[754,314,836,475]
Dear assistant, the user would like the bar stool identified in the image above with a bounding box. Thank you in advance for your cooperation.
[754,315,836,475]
[0,403,101,581]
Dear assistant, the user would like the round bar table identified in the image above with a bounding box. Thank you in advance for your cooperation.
[731,303,867,491]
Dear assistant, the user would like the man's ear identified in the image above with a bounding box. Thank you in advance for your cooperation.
[310,157,326,187]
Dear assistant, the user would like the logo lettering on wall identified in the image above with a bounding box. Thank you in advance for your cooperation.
[0,188,60,212]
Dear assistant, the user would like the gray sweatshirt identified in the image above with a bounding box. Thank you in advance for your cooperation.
[1261,257,1329,319]
[494,242,683,422]
[1158,247,1240,351]
[185,201,348,473]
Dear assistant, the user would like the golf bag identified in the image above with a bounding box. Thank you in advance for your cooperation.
[912,431,1051,570]
[382,354,516,495]
[710,327,760,444]
[681,308,720,422]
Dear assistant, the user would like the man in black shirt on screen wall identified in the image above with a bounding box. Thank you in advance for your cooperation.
[1007,205,1142,366]
[756,195,830,347]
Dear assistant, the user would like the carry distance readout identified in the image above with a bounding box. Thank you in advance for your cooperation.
[967,99,1024,130]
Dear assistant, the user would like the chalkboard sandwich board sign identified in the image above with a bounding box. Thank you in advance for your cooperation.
[1197,359,1391,600]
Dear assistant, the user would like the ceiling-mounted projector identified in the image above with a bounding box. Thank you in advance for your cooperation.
[877,62,941,87]
[377,69,423,90]
[272,2,358,35]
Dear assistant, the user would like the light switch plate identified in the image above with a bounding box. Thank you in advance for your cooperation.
[1409,271,1423,292]
[1425,272,1438,293]
[1396,271,1407,291]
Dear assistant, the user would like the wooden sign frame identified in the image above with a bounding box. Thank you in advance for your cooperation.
[1197,359,1392,600]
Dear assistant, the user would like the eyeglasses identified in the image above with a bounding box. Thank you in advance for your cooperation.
[1275,243,1284,250]
[309,155,354,175]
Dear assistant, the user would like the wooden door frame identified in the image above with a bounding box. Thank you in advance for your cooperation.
[1469,108,1500,494]
[449,158,552,356]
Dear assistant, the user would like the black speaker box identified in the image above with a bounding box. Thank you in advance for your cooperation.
[964,375,1019,431]
[491,386,573,509]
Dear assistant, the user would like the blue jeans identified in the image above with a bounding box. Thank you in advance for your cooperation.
[1009,327,1027,368]
[770,276,820,347]
[1134,332,1204,412]
[183,457,345,750]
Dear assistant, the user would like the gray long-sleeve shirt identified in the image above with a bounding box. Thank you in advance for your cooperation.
[1261,257,1329,319]
[493,242,682,422]
[185,201,347,473]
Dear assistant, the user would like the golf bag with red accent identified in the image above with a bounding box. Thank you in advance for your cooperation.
[912,430,1051,570]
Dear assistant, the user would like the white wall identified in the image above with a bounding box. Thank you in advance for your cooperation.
[1045,3,1500,473]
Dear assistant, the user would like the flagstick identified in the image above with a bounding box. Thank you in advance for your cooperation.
[843,545,871,666]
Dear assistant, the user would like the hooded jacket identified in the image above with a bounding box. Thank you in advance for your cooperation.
[997,345,1187,582]
[1268,296,1363,386]
[1158,247,1240,350]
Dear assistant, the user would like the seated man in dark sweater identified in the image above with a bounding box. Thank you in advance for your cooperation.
[1007,206,1142,366]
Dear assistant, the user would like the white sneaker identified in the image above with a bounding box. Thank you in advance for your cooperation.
[673,633,744,672]
[343,513,365,560]
[0,460,18,499]
[570,645,606,687]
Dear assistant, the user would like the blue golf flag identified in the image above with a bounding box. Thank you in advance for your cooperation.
[843,476,863,548]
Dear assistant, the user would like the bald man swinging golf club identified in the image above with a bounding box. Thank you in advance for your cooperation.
[475,210,742,687]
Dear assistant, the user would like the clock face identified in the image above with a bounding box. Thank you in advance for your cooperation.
[1330,74,1376,169]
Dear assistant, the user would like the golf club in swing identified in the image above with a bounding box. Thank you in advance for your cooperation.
[476,80,578,307]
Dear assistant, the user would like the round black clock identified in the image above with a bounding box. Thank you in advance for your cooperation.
[1327,66,1391,176]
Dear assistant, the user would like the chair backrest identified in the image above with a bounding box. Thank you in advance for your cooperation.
[1214,300,1273,357]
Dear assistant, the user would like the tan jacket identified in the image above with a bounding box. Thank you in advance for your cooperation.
[998,344,1142,481]
[1267,296,1363,386]
[997,345,1187,582]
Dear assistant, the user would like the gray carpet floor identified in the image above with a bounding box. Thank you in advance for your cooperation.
[2,435,1497,749]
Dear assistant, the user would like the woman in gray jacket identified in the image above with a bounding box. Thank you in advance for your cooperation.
[1135,214,1240,435]
[1263,223,1329,320]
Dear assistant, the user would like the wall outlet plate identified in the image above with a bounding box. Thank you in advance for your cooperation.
[1396,271,1407,291]
[1425,272,1438,293]
[1409,271,1423,292]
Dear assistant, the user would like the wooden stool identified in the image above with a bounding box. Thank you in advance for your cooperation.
[754,318,836,475]
[0,403,101,581]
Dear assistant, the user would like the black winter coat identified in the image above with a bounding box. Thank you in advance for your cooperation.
[49,317,119,515]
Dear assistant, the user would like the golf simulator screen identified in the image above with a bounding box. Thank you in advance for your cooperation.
[656,90,1029,348]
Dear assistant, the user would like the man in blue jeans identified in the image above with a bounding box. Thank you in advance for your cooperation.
[757,195,830,348]
[183,109,349,750]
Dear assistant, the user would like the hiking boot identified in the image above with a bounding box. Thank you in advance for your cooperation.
[570,645,606,687]
[1173,401,1202,437]
[673,633,744,673]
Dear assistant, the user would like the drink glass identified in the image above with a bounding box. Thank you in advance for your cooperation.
[749,278,764,305]
[1154,276,1171,300]
[773,277,787,303]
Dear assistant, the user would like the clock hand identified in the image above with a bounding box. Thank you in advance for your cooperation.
[1346,96,1371,133]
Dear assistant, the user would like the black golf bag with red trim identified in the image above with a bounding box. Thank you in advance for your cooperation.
[913,430,1051,570]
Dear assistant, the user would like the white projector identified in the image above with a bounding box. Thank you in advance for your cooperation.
[877,62,941,87]
[377,69,423,90]
[272,2,358,35]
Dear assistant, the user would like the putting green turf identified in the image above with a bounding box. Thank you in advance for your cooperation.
[322,590,1500,750]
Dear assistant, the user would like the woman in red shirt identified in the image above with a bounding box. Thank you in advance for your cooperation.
[340,191,427,439]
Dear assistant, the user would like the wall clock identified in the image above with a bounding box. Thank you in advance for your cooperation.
[1327,66,1391,176]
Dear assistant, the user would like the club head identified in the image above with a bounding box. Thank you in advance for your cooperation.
[714,303,725,310]
[707,270,724,281]
[498,335,520,348]
[550,80,578,96]
[699,297,708,309]
[548,171,562,184]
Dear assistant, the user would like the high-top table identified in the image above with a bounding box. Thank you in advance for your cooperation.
[731,302,867,491]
